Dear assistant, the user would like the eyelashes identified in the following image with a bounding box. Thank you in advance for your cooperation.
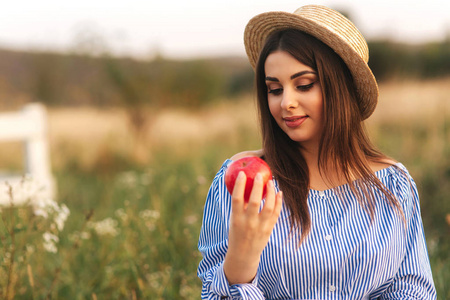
[267,88,283,96]
[267,82,316,95]
[297,82,315,91]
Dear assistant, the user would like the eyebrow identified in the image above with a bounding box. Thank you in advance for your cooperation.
[265,70,317,82]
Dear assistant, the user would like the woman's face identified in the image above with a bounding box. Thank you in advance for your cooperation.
[265,50,324,149]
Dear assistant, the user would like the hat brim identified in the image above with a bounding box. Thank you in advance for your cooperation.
[244,11,378,120]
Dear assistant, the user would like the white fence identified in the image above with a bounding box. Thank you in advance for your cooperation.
[0,103,55,205]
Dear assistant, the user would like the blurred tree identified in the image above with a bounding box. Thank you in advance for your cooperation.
[30,53,64,105]
[2,39,450,110]
[156,58,224,107]
[369,39,450,80]
[104,56,157,163]
[227,68,254,97]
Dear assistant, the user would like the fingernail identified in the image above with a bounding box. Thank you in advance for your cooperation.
[238,171,245,179]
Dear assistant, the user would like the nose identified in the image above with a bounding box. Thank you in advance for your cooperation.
[280,87,298,110]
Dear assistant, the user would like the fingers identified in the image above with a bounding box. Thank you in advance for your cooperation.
[246,173,264,214]
[273,191,283,220]
[231,171,246,214]
[261,181,283,222]
[260,180,275,213]
[231,172,283,222]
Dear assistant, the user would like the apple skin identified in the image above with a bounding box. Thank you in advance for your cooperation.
[225,157,273,203]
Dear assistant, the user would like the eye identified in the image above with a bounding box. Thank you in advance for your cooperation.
[297,82,315,91]
[268,88,283,96]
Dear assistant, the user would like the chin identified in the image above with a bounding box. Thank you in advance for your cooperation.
[285,132,319,146]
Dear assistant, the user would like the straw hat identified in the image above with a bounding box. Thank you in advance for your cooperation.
[244,5,378,120]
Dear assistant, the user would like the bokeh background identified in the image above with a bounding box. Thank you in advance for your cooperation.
[0,0,449,299]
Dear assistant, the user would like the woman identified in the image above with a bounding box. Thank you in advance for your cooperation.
[197,5,436,299]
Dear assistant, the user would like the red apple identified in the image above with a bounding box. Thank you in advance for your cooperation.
[225,157,273,203]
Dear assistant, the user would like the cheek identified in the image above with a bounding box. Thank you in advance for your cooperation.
[317,101,324,117]
[312,95,324,118]
[267,100,283,129]
[268,100,285,130]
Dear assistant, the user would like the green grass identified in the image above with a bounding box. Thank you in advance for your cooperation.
[371,118,450,299]
[0,118,449,299]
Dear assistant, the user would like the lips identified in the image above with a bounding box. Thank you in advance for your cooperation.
[283,116,308,128]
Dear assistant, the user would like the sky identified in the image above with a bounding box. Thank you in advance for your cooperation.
[0,0,449,59]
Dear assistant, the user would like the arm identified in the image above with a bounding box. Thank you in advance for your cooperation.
[378,171,436,300]
[224,171,282,284]
[197,159,282,299]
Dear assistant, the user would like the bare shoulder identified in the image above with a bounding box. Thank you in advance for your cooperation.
[230,149,264,161]
[369,157,398,173]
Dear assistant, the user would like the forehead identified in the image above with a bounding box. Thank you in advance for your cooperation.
[264,50,314,76]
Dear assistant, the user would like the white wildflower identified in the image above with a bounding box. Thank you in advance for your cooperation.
[33,207,48,218]
[54,204,70,231]
[197,175,207,185]
[117,170,152,189]
[115,208,128,222]
[32,198,70,232]
[26,244,35,254]
[147,272,162,289]
[33,198,57,219]
[43,242,57,253]
[117,171,139,188]
[0,175,46,206]
[80,231,91,239]
[139,210,160,220]
[88,218,119,236]
[43,232,59,243]
[43,232,59,253]
[184,214,198,225]
[69,231,91,242]
[139,210,160,231]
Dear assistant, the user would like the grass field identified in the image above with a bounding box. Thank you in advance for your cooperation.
[0,78,449,299]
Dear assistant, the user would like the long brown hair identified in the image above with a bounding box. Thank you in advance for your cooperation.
[256,29,402,241]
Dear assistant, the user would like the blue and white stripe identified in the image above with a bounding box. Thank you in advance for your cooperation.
[197,159,436,299]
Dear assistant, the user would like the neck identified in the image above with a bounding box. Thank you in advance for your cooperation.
[299,143,319,172]
[299,142,345,191]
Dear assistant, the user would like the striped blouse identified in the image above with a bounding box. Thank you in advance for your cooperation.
[197,159,436,299]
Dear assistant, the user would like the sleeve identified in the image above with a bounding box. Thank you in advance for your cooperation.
[197,160,265,300]
[379,167,437,300]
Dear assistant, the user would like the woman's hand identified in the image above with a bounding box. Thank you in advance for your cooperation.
[223,171,283,285]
